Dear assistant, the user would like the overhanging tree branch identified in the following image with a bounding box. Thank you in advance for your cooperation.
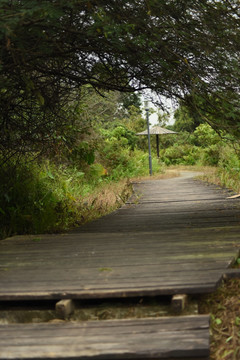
[0,0,239,162]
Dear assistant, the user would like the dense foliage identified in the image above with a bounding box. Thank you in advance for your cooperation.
[0,89,163,239]
[1,0,239,162]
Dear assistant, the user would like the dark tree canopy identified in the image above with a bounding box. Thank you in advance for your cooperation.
[0,0,239,161]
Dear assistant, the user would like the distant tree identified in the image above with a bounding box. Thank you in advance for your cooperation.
[78,87,125,129]
[120,93,142,113]
[157,111,171,128]
[173,104,203,133]
[1,0,239,162]
[174,91,240,137]
[120,106,146,133]
[183,92,240,137]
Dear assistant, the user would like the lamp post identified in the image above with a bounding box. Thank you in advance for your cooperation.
[144,99,152,176]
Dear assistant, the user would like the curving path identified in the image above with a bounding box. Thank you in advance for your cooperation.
[0,171,239,300]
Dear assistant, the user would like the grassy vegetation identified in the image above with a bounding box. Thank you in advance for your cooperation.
[0,149,165,240]
[199,278,240,360]
[0,161,129,239]
[199,164,240,195]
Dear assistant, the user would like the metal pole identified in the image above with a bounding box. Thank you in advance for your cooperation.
[156,134,160,158]
[146,106,153,176]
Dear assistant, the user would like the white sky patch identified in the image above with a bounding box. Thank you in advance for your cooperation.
[141,93,176,127]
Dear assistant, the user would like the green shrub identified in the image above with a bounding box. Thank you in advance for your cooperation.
[106,149,162,180]
[161,144,199,165]
[99,125,163,179]
[201,144,221,166]
[217,146,240,191]
[68,141,95,165]
[0,159,92,239]
[193,124,221,147]
[159,124,223,167]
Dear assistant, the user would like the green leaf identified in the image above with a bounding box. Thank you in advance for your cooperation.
[226,336,233,343]
[222,350,234,358]
[47,170,55,180]
[76,171,85,178]
[235,317,240,326]
[215,318,222,325]
[35,91,45,106]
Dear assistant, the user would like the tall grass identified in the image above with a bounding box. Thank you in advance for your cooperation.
[0,148,163,239]
[0,160,87,238]
[215,146,240,193]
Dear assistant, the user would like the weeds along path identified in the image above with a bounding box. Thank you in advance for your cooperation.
[0,170,240,300]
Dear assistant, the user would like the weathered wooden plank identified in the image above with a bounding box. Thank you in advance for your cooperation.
[0,283,221,301]
[0,316,210,360]
[0,243,237,256]
[0,274,222,288]
[0,252,236,267]
[0,262,230,274]
[0,269,225,284]
[2,224,240,243]
[77,223,240,232]
[0,256,236,273]
[0,315,210,333]
[0,238,237,254]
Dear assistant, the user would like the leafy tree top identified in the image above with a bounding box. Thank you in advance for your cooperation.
[0,0,239,160]
[2,0,239,93]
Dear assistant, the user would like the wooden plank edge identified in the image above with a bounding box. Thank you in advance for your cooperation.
[0,315,210,330]
[223,268,240,280]
[0,283,219,301]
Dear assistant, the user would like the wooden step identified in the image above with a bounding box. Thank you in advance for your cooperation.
[223,268,240,279]
[0,315,210,360]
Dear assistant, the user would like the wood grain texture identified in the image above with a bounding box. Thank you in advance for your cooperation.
[0,315,210,360]
[0,171,239,300]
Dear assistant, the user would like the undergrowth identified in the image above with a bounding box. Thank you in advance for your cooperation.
[0,148,164,239]
[0,160,133,239]
[199,164,240,195]
[199,279,240,360]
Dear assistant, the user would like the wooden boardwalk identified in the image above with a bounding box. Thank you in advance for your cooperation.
[0,315,210,360]
[0,172,239,300]
[0,171,240,360]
